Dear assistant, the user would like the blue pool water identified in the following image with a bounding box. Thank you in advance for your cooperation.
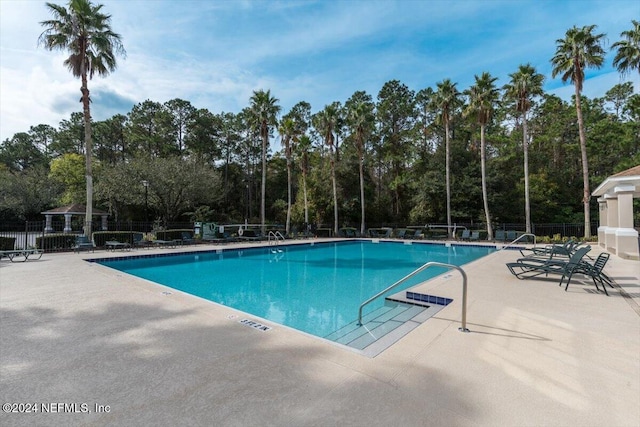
[98,241,494,337]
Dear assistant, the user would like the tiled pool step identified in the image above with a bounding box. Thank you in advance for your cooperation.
[325,300,447,357]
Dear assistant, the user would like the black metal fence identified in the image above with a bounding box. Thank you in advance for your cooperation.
[0,220,194,252]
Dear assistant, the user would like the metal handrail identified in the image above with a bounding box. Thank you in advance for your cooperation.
[497,233,536,251]
[357,261,469,333]
[268,231,285,246]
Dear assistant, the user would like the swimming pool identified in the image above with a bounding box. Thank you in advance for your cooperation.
[98,241,494,338]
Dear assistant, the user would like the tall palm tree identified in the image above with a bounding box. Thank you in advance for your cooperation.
[503,64,544,234]
[432,79,460,238]
[612,20,640,77]
[249,89,280,234]
[313,104,340,235]
[464,72,499,241]
[39,0,125,236]
[296,135,312,228]
[551,25,605,239]
[346,96,375,236]
[278,117,297,236]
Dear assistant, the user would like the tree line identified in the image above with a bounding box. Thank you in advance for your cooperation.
[0,1,638,240]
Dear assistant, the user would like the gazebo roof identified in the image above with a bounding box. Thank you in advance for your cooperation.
[592,165,640,198]
[41,204,108,215]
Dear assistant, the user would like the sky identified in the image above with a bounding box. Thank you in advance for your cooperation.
[1,0,639,144]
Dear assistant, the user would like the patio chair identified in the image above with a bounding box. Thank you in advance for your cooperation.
[408,229,423,239]
[494,230,506,242]
[519,240,580,259]
[132,233,151,249]
[562,252,612,295]
[73,235,95,253]
[105,240,131,251]
[460,229,471,241]
[506,246,591,281]
[470,231,480,241]
[181,232,196,245]
[394,229,408,239]
[506,230,517,242]
[0,248,43,262]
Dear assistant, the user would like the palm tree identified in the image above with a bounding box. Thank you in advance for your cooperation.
[612,20,640,77]
[346,94,375,236]
[551,25,606,239]
[249,89,280,234]
[278,117,297,236]
[296,135,312,228]
[39,0,125,236]
[503,64,544,234]
[464,72,499,241]
[432,79,460,238]
[313,104,340,236]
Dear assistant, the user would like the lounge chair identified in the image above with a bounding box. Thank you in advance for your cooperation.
[494,230,506,242]
[519,240,581,259]
[408,229,423,239]
[73,235,95,253]
[105,240,131,251]
[506,246,591,281]
[0,248,43,262]
[394,229,408,239]
[562,252,612,295]
[506,230,517,242]
[470,231,480,241]
[460,229,471,241]
[132,233,151,249]
[238,229,264,241]
[181,232,196,245]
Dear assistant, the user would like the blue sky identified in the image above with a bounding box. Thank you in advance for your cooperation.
[1,0,638,144]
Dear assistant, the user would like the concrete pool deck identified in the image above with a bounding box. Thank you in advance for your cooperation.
[1,239,638,426]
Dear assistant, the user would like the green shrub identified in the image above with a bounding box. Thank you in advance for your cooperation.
[36,234,78,251]
[0,237,16,250]
[155,229,193,240]
[92,231,144,246]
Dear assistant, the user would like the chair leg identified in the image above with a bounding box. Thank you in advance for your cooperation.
[563,272,575,291]
[594,277,609,296]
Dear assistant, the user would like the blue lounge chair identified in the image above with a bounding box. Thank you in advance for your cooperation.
[494,230,506,242]
[470,231,480,241]
[460,229,471,240]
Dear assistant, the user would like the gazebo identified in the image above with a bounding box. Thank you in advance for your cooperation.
[592,165,640,260]
[41,204,109,234]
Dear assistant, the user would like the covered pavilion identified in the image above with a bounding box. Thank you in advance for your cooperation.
[41,204,109,234]
[593,165,640,260]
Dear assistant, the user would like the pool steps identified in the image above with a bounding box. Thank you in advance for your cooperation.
[325,297,448,357]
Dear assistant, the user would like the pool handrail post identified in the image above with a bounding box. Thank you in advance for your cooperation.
[497,233,536,250]
[356,261,469,333]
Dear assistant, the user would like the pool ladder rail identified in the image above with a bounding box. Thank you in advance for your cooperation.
[357,261,469,333]
[268,231,286,253]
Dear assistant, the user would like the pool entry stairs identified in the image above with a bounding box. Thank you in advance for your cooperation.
[324,298,448,357]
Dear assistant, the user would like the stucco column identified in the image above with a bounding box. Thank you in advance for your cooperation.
[44,215,53,233]
[597,197,607,248]
[614,185,639,260]
[101,215,109,231]
[63,214,73,234]
[604,195,618,254]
